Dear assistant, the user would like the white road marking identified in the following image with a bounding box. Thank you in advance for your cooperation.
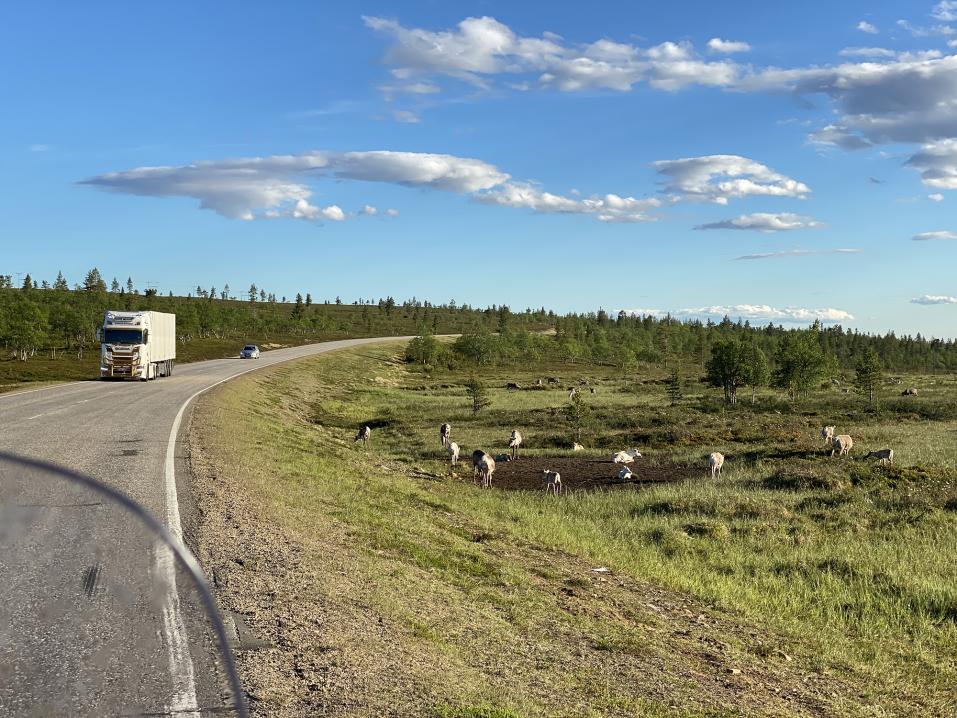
[158,340,395,715]
[0,380,87,400]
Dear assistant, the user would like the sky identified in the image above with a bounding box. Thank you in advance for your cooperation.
[3,0,957,337]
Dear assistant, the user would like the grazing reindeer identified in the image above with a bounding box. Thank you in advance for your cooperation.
[821,426,835,446]
[865,448,894,465]
[509,430,523,460]
[831,435,854,457]
[475,453,496,489]
[542,469,563,495]
[447,441,460,466]
[440,423,452,448]
[709,452,725,478]
[354,425,371,446]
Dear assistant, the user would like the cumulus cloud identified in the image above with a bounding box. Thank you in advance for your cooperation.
[934,2,957,22]
[857,20,879,34]
[625,305,854,323]
[905,140,957,189]
[913,229,957,240]
[912,294,957,304]
[476,182,663,222]
[734,248,861,260]
[695,212,823,232]
[739,54,957,148]
[81,150,656,224]
[652,155,810,204]
[363,15,742,93]
[707,38,751,54]
[930,192,945,201]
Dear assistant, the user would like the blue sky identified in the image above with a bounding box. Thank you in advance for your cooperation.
[3,1,957,336]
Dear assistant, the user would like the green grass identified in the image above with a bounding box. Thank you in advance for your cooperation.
[197,342,957,716]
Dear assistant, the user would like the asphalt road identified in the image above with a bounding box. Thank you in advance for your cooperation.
[0,337,406,717]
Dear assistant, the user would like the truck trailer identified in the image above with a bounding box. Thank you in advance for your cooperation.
[99,311,176,380]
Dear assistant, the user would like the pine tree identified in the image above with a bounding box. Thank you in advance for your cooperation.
[248,284,258,302]
[53,271,68,291]
[293,293,304,319]
[565,389,592,441]
[305,293,312,307]
[111,277,121,293]
[665,366,683,406]
[84,268,106,292]
[259,288,266,302]
[21,274,33,290]
[126,277,134,294]
[465,377,491,414]
[742,341,770,404]
[854,347,883,406]
[223,283,230,300]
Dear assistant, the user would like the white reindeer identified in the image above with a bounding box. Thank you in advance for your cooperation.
[831,435,854,457]
[821,426,835,446]
[354,425,371,446]
[447,441,460,466]
[509,430,523,460]
[542,469,563,495]
[440,423,452,448]
[709,452,725,478]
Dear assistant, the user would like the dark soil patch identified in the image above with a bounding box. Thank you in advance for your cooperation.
[489,456,697,493]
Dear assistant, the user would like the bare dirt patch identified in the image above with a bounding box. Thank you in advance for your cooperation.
[487,456,698,493]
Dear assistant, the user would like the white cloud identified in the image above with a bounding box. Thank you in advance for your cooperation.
[476,182,663,222]
[625,305,854,323]
[838,46,896,58]
[857,20,879,34]
[392,109,421,123]
[80,150,509,221]
[905,140,957,189]
[739,55,957,147]
[734,248,861,260]
[379,81,441,98]
[82,149,654,224]
[364,15,742,93]
[929,192,945,201]
[809,124,873,150]
[696,212,823,232]
[913,230,957,240]
[706,38,751,54]
[912,294,957,304]
[934,2,957,21]
[651,154,810,204]
[896,19,954,37]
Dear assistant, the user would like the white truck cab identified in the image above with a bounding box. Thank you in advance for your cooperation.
[99,311,176,381]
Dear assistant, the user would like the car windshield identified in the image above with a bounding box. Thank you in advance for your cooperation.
[104,328,143,344]
[244,346,257,351]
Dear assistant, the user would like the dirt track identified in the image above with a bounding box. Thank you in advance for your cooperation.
[483,455,698,492]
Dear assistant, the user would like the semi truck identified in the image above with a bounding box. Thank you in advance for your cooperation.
[99,311,176,380]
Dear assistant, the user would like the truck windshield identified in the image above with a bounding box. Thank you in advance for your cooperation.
[104,328,143,344]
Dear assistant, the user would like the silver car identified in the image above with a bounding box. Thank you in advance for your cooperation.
[240,344,260,359]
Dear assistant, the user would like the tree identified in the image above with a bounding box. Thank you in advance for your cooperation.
[259,288,266,302]
[335,296,342,305]
[293,293,304,319]
[774,332,828,401]
[21,274,33,291]
[706,339,746,404]
[305,293,312,307]
[53,271,69,291]
[222,284,230,300]
[248,284,258,302]
[854,347,883,406]
[741,341,770,404]
[8,296,47,360]
[84,268,106,292]
[465,376,491,414]
[126,277,134,294]
[565,389,592,441]
[665,366,683,406]
[111,277,121,293]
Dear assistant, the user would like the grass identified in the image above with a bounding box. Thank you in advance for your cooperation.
[193,342,957,716]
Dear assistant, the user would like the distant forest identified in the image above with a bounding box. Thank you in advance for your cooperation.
[2,268,957,374]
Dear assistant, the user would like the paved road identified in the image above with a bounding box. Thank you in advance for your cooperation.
[0,337,406,717]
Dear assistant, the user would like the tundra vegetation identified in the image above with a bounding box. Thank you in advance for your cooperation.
[192,332,957,717]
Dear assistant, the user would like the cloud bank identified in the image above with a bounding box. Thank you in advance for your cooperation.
[625,305,854,323]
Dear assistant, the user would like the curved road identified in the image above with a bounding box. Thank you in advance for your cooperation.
[0,337,406,717]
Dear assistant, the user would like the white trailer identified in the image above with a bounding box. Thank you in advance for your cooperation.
[99,311,176,381]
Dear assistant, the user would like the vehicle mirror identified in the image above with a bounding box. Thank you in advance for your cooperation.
[142,330,149,344]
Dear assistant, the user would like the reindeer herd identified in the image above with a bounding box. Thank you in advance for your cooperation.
[345,419,896,497]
